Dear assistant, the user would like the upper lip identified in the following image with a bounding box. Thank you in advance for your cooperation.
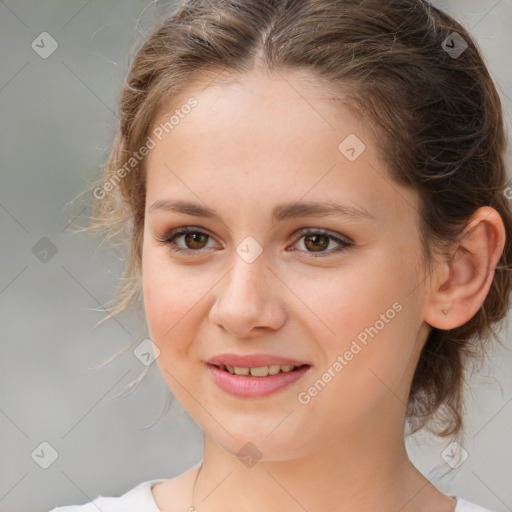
[206,353,310,368]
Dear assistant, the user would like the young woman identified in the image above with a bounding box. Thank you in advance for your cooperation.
[50,0,511,511]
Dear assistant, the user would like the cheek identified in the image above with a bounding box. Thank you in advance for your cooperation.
[301,260,394,351]
[141,253,205,406]
[144,278,197,347]
[141,245,217,366]
[305,250,420,384]
[142,247,193,356]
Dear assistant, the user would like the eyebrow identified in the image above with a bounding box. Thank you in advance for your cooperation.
[148,199,375,223]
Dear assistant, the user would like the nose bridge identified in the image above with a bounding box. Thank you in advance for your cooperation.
[209,240,285,336]
[224,229,270,292]
[224,243,270,307]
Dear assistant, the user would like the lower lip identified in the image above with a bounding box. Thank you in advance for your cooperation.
[206,364,311,398]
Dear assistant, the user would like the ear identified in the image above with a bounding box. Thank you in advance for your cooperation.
[424,206,506,330]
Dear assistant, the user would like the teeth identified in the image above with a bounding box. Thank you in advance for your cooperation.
[250,366,268,377]
[268,364,281,375]
[217,364,299,377]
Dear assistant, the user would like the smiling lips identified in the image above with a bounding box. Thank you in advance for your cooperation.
[205,353,311,398]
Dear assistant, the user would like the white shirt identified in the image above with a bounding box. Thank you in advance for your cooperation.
[47,478,494,512]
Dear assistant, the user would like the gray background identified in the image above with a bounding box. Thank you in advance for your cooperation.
[0,1,511,511]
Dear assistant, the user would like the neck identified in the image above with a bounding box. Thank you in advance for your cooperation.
[191,426,437,512]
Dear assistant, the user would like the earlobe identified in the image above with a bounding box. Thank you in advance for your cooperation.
[424,206,506,330]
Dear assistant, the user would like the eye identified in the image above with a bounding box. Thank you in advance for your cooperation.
[155,226,352,257]
[156,227,218,255]
[288,228,352,257]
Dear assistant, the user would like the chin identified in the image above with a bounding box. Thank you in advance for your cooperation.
[207,419,313,464]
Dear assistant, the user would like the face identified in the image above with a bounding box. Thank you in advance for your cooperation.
[142,68,431,460]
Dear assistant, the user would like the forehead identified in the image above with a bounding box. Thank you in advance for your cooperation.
[150,68,355,144]
[144,69,418,226]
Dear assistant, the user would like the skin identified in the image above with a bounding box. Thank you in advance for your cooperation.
[141,66,506,512]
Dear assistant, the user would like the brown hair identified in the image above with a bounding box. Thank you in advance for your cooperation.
[81,0,512,440]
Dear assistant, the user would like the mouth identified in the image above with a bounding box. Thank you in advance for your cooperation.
[209,363,309,377]
[206,362,312,398]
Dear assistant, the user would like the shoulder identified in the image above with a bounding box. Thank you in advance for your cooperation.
[47,478,167,512]
[453,496,495,512]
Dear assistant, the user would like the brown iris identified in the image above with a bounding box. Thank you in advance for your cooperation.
[184,232,209,250]
[303,234,329,252]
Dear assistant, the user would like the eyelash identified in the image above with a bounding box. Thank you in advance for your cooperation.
[156,226,352,258]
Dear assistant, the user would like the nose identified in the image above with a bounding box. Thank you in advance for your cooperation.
[209,251,287,338]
